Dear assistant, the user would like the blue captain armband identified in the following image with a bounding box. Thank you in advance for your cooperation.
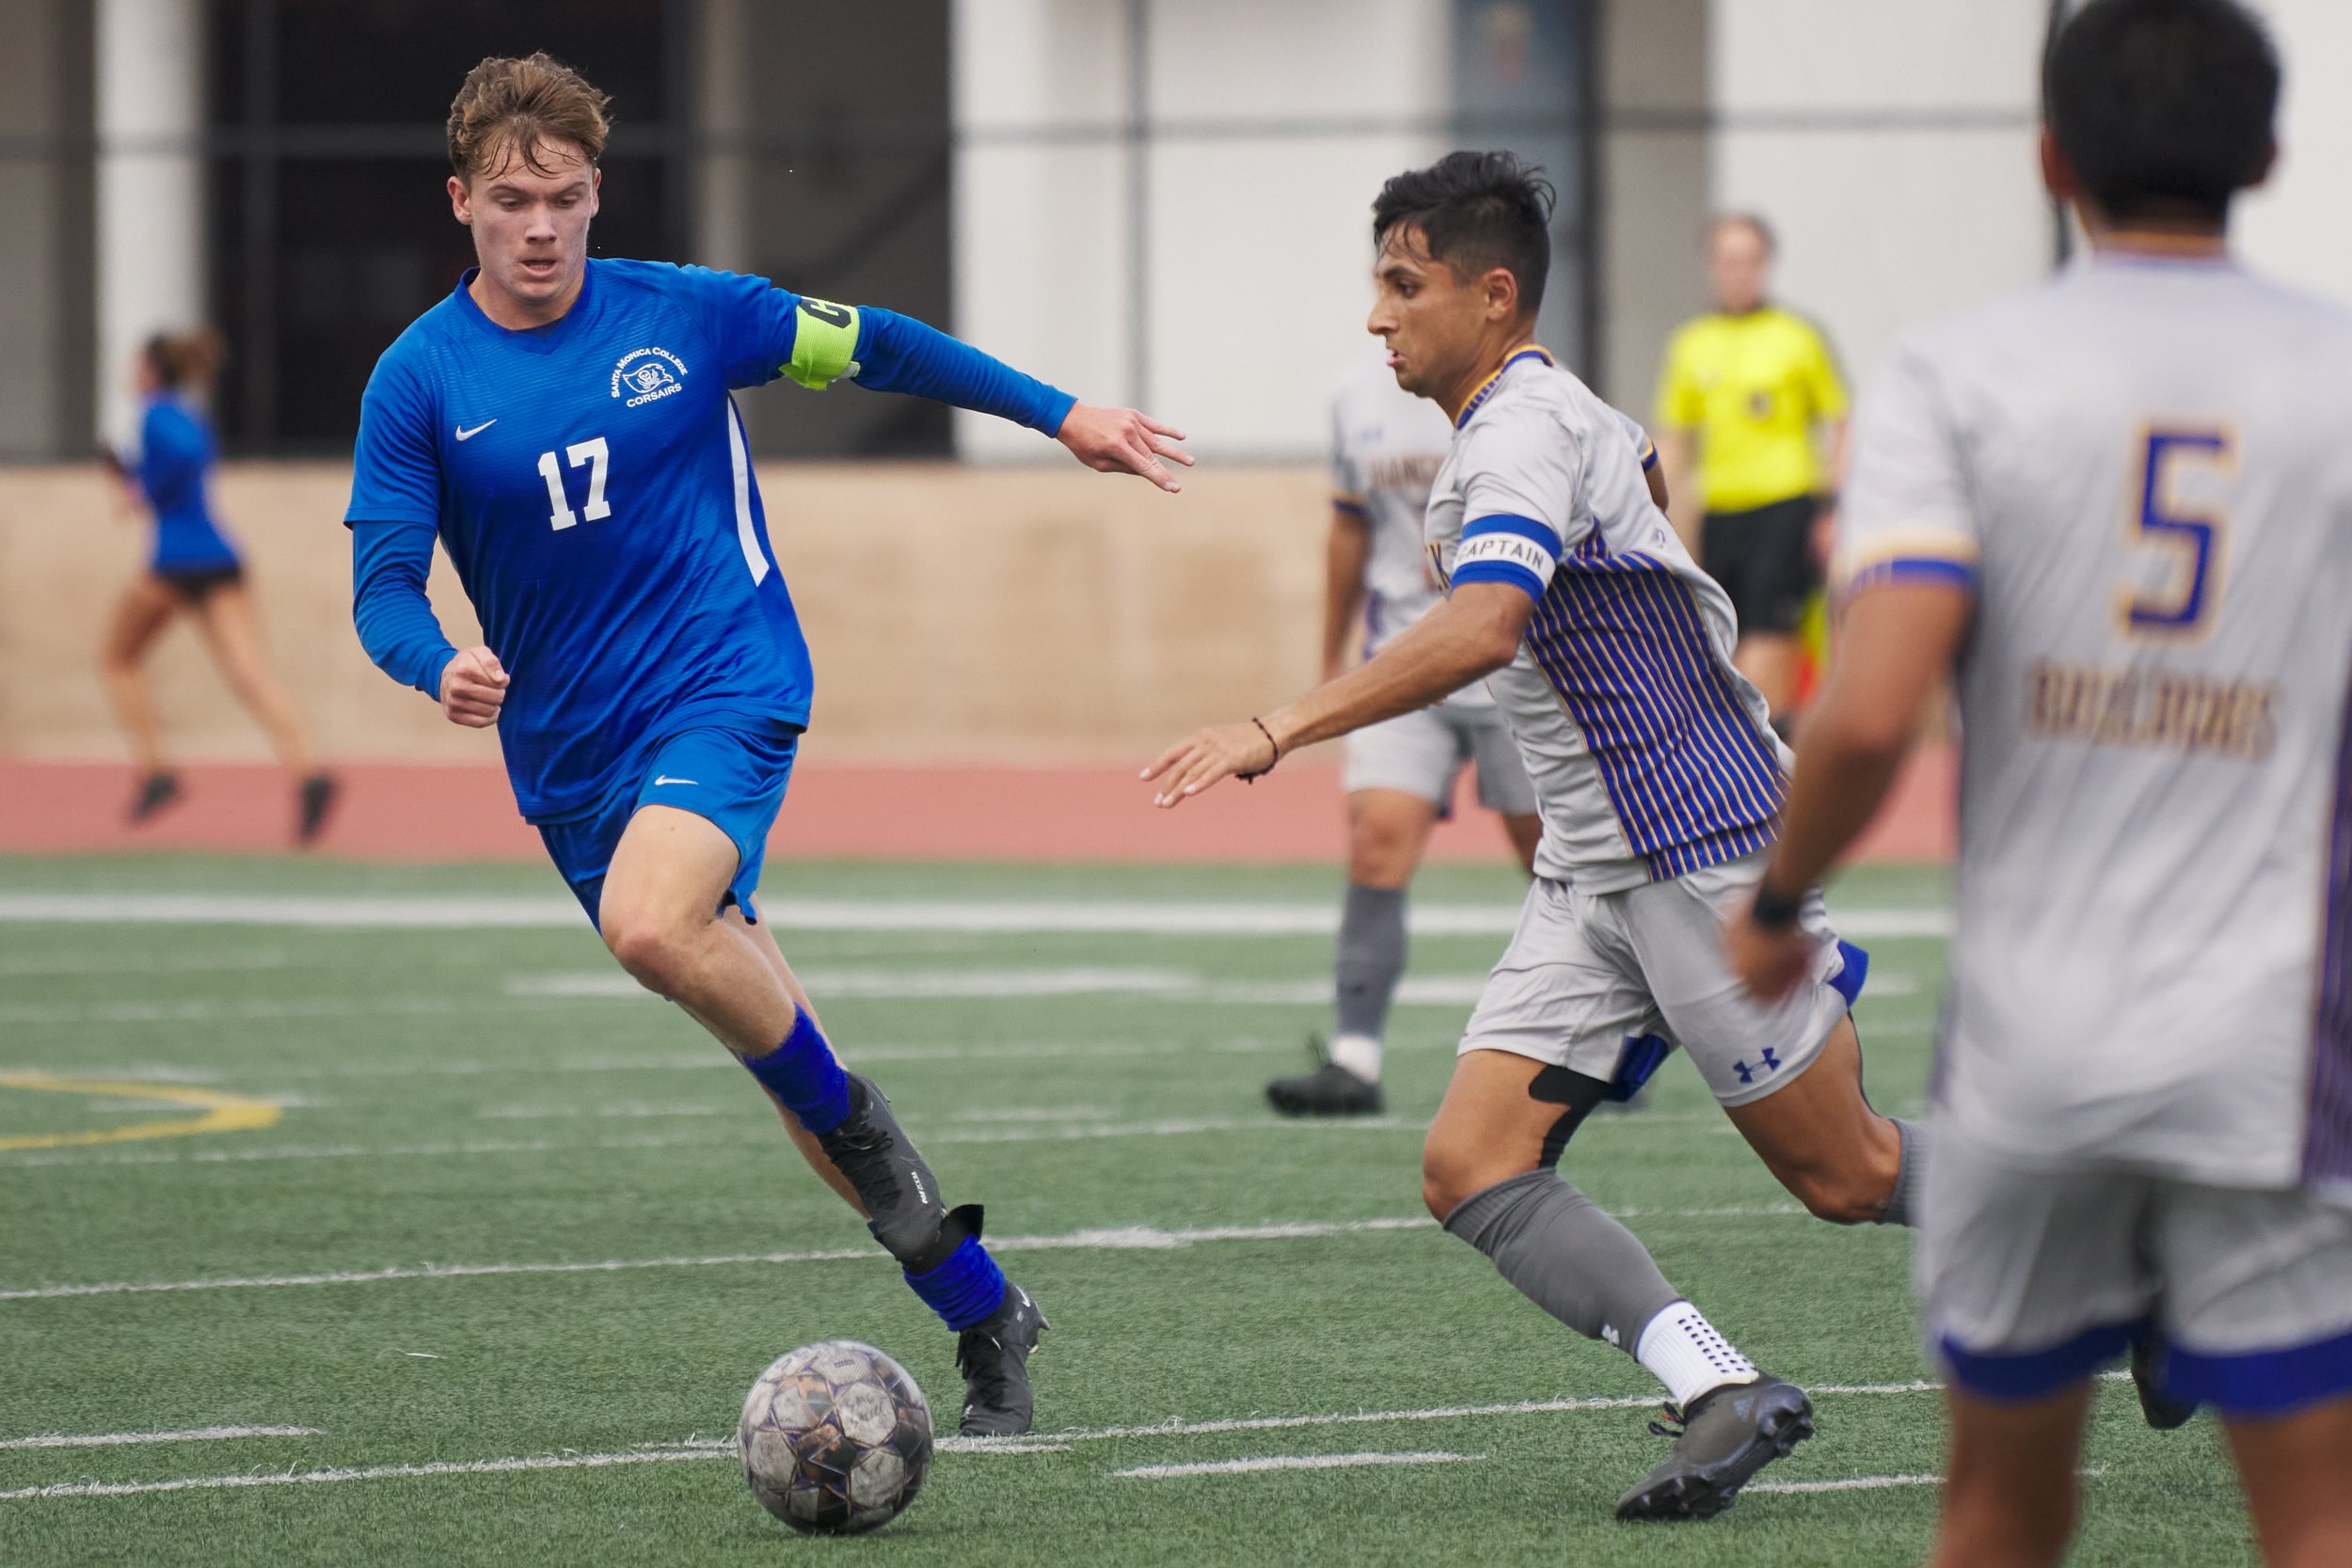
[1452,514,1562,600]
[783,298,862,389]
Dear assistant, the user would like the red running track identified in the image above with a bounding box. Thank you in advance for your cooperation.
[0,747,1955,865]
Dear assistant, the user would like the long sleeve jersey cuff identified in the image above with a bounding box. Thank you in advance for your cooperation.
[850,307,1076,436]
[350,519,458,698]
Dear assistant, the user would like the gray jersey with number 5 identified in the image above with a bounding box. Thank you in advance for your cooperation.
[1836,256,2352,1196]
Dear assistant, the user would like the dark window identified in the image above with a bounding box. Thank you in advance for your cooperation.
[201,0,951,458]
[1452,0,1597,384]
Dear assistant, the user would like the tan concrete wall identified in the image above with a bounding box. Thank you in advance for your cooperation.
[0,462,1328,765]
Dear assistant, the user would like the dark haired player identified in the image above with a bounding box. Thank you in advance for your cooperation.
[1732,2,2352,1562]
[1149,150,1919,1520]
[345,53,1189,1436]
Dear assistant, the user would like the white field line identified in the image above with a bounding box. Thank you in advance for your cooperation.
[1751,1473,1941,1495]
[1751,1465,2105,1497]
[0,1383,1964,1503]
[506,968,1512,1006]
[0,970,1925,1023]
[0,1448,718,1501]
[0,996,612,1026]
[0,1209,1814,1303]
[0,1426,317,1451]
[0,892,1952,941]
[0,950,293,977]
[0,1108,1740,1172]
[518,968,1190,1001]
[6,1041,1247,1085]
[474,1103,726,1121]
[1115,1451,1480,1479]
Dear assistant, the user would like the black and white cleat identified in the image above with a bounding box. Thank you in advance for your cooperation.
[1614,1375,1815,1521]
[956,1282,1048,1436]
[1266,1040,1383,1117]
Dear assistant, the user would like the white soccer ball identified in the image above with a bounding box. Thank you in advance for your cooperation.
[738,1339,933,1534]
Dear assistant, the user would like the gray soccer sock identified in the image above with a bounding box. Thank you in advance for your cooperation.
[1877,1117,1929,1227]
[1442,1168,1683,1356]
[1333,882,1408,1042]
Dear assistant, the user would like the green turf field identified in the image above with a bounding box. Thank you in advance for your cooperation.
[0,855,2256,1567]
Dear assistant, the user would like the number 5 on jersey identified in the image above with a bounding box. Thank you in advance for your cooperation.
[538,437,612,531]
[2121,427,2233,637]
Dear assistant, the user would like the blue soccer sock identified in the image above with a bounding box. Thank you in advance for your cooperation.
[905,1234,1009,1332]
[739,1008,851,1134]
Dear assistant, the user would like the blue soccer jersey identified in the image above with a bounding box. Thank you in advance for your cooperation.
[347,259,1071,821]
[139,395,240,573]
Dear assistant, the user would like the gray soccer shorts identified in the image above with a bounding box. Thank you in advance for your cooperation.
[1920,1126,2352,1418]
[1456,853,1864,1108]
[1342,701,1538,818]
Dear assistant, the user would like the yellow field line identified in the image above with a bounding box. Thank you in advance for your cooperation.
[0,1074,279,1151]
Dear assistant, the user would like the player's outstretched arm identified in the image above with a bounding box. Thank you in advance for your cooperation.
[1728,581,1970,998]
[816,304,1191,492]
[1144,581,1532,806]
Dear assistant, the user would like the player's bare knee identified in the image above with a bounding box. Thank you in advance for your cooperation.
[602,911,690,997]
[1422,1142,1522,1223]
[1346,829,1415,886]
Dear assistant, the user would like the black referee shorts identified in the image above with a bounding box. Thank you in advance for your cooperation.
[1699,495,1820,637]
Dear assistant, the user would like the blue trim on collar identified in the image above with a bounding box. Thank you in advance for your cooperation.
[1454,345,1556,430]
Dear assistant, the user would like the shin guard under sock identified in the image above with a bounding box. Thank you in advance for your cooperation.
[739,1008,851,1134]
[902,1204,1009,1331]
[1442,1169,1683,1354]
[1333,883,1407,1047]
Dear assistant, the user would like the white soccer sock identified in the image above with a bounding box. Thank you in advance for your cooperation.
[1634,1300,1759,1408]
[1327,1032,1382,1083]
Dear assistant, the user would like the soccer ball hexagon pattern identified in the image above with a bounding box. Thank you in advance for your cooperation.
[739,1339,933,1534]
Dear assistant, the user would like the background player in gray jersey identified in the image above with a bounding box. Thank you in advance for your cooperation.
[1269,355,1664,1117]
[1151,151,1921,1522]
[1732,4,2352,1563]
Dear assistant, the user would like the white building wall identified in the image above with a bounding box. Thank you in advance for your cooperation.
[2238,0,2352,303]
[1706,0,2051,396]
[951,0,1451,461]
[94,0,205,453]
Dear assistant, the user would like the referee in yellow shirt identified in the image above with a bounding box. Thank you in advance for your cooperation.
[1655,214,1848,726]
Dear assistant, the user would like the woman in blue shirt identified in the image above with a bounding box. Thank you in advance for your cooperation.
[103,330,336,842]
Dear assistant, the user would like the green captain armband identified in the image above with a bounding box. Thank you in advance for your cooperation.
[783,298,862,389]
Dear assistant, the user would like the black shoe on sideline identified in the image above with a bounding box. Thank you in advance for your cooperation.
[816,1074,946,1261]
[297,772,339,846]
[1266,1039,1383,1117]
[129,771,182,824]
[1614,1375,1814,1521]
[957,1281,1048,1436]
[2131,1325,2196,1431]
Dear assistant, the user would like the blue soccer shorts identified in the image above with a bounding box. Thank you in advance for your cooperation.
[537,722,801,929]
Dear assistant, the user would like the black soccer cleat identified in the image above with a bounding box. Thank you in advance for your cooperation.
[816,1075,947,1262]
[956,1281,1048,1436]
[2131,1324,2196,1431]
[296,772,339,847]
[1614,1375,1814,1521]
[1266,1039,1383,1117]
[128,770,182,824]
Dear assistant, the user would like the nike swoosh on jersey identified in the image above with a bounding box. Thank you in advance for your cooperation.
[454,420,498,441]
[652,776,698,786]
